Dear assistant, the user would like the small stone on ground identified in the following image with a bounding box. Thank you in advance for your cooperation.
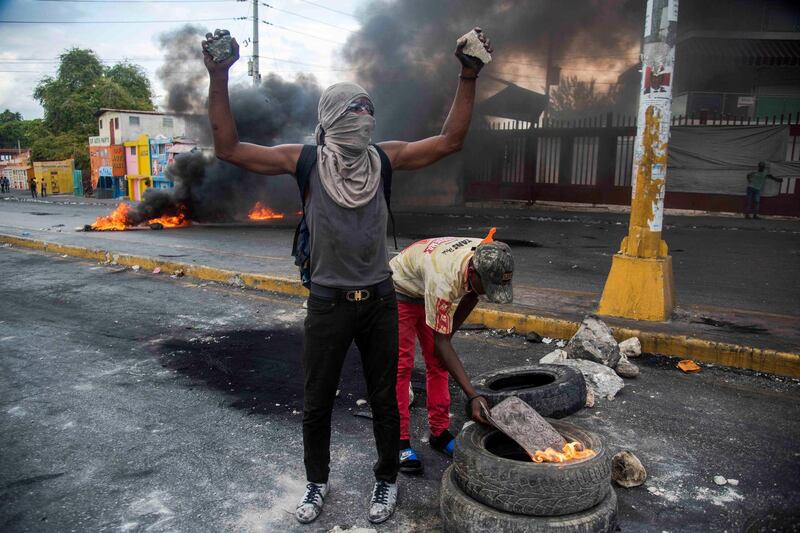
[612,450,647,487]
[619,337,642,358]
[616,354,640,378]
[714,476,728,485]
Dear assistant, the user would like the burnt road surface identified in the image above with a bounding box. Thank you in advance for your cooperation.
[1,247,799,532]
[1,195,799,317]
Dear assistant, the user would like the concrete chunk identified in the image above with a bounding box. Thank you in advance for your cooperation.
[566,315,621,368]
[457,29,492,64]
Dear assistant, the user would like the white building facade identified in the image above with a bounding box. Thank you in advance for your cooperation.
[95,109,187,145]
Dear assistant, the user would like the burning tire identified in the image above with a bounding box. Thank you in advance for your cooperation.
[453,419,611,517]
[440,465,618,533]
[466,365,586,419]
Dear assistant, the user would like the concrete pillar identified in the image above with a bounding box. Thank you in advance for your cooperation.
[598,0,679,321]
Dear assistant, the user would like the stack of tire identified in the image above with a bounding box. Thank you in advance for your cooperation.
[440,364,618,532]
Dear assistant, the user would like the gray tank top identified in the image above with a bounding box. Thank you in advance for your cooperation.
[305,163,391,288]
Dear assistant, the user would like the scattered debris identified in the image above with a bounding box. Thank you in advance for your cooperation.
[153,267,161,274]
[541,337,553,345]
[328,526,377,533]
[612,451,647,488]
[356,399,368,407]
[677,360,701,373]
[550,358,624,400]
[171,269,185,279]
[565,315,621,368]
[525,331,543,343]
[713,476,727,486]
[335,389,340,397]
[555,340,566,348]
[615,354,640,378]
[727,478,739,486]
[131,265,141,272]
[619,337,642,358]
[539,349,567,364]
[228,275,245,288]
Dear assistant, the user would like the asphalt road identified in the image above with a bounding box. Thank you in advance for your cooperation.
[1,247,799,532]
[1,195,799,317]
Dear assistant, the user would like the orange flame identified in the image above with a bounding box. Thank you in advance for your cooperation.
[530,441,596,463]
[147,212,191,228]
[90,202,191,230]
[90,203,134,231]
[248,202,285,221]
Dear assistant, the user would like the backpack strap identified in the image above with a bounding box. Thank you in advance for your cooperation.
[295,144,318,202]
[291,145,318,269]
[372,143,397,250]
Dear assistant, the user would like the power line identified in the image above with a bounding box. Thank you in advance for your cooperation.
[294,0,355,19]
[35,0,232,3]
[261,19,345,44]
[260,2,355,32]
[0,17,247,24]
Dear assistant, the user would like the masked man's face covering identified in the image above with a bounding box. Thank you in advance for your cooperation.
[314,82,382,209]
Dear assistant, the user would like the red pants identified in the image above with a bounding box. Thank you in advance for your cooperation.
[396,300,450,441]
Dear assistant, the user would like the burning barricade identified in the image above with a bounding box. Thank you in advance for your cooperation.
[82,203,191,231]
[441,396,616,531]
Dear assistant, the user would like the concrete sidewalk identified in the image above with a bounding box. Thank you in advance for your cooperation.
[2,192,799,377]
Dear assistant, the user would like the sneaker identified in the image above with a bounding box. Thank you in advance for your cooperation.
[429,429,456,457]
[399,447,424,475]
[368,480,397,524]
[295,481,328,524]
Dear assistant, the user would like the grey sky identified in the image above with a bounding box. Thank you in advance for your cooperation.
[0,0,366,119]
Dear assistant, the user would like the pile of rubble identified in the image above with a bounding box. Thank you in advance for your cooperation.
[539,316,642,403]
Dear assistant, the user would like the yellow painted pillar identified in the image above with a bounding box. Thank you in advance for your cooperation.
[598,0,678,321]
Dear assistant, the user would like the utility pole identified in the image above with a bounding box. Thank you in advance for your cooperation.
[597,0,678,321]
[252,0,260,86]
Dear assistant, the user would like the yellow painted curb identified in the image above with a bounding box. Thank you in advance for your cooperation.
[467,308,800,378]
[3,233,799,378]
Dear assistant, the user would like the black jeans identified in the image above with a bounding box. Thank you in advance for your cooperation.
[745,186,761,216]
[302,290,400,484]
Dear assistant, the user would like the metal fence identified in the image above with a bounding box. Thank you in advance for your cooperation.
[463,112,800,215]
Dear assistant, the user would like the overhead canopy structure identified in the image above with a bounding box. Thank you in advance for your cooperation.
[478,82,547,122]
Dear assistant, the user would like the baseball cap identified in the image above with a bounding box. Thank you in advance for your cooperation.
[473,238,514,304]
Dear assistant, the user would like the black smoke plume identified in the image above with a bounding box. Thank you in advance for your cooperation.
[344,0,643,140]
[341,1,642,205]
[133,25,321,222]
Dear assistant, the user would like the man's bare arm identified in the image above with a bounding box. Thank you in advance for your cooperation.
[450,292,479,337]
[204,32,301,175]
[433,330,489,424]
[379,28,493,171]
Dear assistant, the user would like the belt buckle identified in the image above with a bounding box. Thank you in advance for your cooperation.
[347,289,369,302]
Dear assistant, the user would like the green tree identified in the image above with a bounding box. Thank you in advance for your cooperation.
[0,109,23,124]
[34,48,154,136]
[105,62,153,105]
[29,48,154,185]
[0,110,45,149]
[549,76,622,121]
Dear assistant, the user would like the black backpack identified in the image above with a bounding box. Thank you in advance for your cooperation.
[291,143,396,288]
